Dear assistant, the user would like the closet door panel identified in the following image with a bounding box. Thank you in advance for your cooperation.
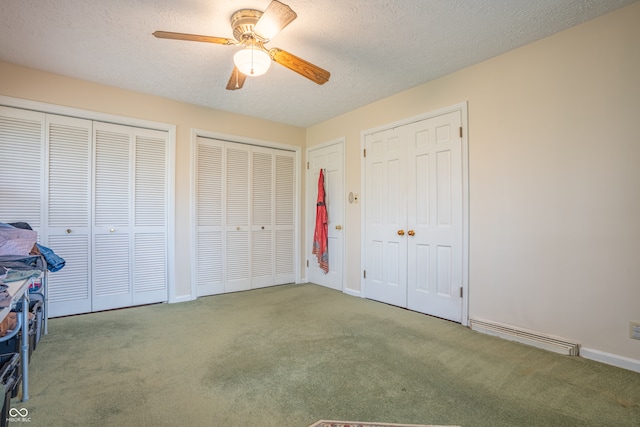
[0,107,44,229]
[132,130,168,304]
[92,122,132,311]
[274,152,295,284]
[195,139,224,296]
[225,145,250,292]
[45,114,93,317]
[251,149,274,288]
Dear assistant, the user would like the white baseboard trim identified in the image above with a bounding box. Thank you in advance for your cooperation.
[343,288,361,298]
[170,294,194,304]
[580,347,640,373]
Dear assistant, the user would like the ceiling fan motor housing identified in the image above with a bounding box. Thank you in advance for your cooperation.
[231,9,263,42]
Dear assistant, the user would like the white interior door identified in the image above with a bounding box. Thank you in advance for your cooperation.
[364,128,408,307]
[307,141,344,291]
[363,108,465,322]
[406,112,463,322]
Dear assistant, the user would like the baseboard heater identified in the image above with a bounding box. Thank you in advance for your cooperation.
[470,319,580,356]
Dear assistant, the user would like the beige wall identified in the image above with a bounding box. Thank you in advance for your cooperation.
[307,2,640,361]
[0,61,306,300]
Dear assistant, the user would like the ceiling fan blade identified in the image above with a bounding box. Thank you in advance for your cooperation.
[269,48,330,85]
[253,0,297,41]
[226,67,247,90]
[153,31,236,45]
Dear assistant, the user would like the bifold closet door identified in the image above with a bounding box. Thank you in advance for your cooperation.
[45,115,93,317]
[251,146,296,289]
[0,108,93,318]
[92,122,168,312]
[195,137,295,297]
[1,107,169,316]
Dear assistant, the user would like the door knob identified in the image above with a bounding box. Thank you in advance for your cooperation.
[397,230,405,236]
[335,225,342,230]
[66,229,72,234]
[408,230,415,236]
[109,228,116,232]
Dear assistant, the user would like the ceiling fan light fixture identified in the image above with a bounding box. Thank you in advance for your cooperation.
[233,46,271,77]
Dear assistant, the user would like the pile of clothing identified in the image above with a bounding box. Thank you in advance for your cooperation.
[0,222,65,273]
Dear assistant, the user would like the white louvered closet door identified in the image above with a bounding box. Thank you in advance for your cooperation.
[195,137,296,297]
[251,147,275,289]
[225,144,251,293]
[45,115,93,317]
[274,151,295,285]
[93,122,132,311]
[132,130,168,305]
[92,122,169,311]
[0,107,44,229]
[195,138,224,296]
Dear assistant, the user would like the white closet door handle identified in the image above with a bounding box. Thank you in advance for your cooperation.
[109,228,116,232]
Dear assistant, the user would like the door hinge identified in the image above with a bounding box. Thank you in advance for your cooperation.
[306,161,309,169]
[306,260,309,267]
[460,287,463,298]
[363,148,366,158]
[363,270,366,279]
[459,127,463,138]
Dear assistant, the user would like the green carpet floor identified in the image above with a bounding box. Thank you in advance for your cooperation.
[12,283,640,426]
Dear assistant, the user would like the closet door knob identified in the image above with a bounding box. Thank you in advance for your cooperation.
[66,229,72,234]
[408,230,415,236]
[335,225,342,230]
[397,230,405,236]
[110,228,116,232]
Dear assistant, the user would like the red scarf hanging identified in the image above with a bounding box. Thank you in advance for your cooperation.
[312,169,329,273]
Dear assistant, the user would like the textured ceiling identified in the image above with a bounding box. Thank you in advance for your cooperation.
[0,0,636,127]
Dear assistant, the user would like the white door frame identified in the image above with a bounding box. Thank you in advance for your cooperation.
[360,102,470,325]
[305,138,345,290]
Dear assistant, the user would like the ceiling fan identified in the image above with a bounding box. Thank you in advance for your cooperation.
[153,0,330,90]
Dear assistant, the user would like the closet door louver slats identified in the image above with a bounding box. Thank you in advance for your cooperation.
[94,128,130,227]
[47,234,90,302]
[0,107,44,228]
[135,135,166,227]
